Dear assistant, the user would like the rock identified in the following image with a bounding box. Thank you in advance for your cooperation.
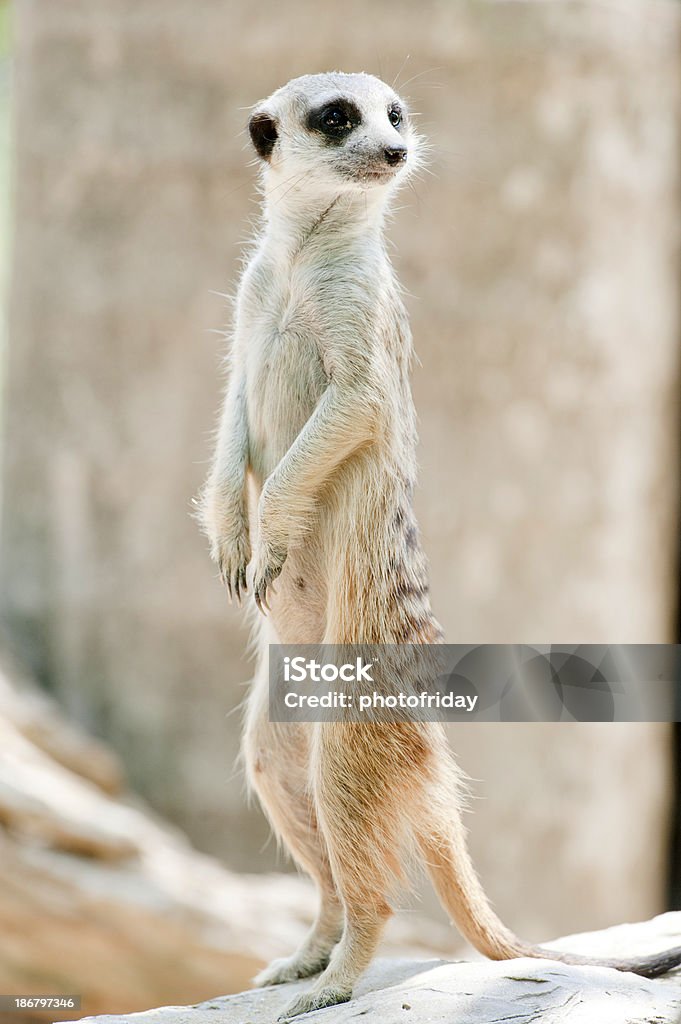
[0,647,124,795]
[62,914,681,1024]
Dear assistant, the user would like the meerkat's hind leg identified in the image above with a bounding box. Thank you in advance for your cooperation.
[246,765,343,987]
[279,721,423,1019]
[244,648,344,988]
[247,757,344,988]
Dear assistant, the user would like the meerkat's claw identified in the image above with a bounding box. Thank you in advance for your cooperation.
[229,565,247,606]
[212,531,251,605]
[251,544,286,614]
[256,583,271,614]
[253,577,271,615]
[254,585,268,616]
[217,558,232,602]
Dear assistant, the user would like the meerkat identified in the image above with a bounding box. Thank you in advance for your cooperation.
[199,72,681,1018]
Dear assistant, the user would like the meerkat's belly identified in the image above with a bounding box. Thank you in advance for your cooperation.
[245,466,328,643]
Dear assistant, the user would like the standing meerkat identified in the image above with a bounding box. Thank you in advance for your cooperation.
[200,72,681,1018]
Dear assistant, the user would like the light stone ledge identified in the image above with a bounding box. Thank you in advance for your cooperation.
[62,912,681,1024]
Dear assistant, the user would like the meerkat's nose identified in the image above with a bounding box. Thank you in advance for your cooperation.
[384,145,407,166]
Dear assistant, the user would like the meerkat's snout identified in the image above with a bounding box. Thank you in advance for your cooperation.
[384,144,407,166]
[352,133,409,183]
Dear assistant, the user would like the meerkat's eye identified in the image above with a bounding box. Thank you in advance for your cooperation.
[323,106,352,131]
[307,98,361,142]
[388,106,403,128]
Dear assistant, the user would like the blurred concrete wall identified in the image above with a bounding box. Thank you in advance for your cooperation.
[1,0,679,941]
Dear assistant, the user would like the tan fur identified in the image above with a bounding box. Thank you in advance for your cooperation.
[200,72,681,1018]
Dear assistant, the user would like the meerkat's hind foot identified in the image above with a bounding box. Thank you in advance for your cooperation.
[254,949,332,988]
[278,985,352,1020]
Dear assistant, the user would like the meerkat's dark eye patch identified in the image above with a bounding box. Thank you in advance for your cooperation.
[306,98,362,144]
[248,112,278,161]
[388,104,403,129]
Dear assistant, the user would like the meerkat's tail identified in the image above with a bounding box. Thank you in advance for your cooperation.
[417,823,681,979]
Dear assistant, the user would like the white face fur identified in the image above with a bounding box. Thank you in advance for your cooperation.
[248,72,418,196]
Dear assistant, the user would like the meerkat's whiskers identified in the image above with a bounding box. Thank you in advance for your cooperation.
[399,66,444,92]
[269,171,312,207]
[266,168,312,197]
[391,53,411,90]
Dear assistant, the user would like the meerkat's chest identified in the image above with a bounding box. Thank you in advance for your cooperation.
[242,280,330,476]
[247,319,327,414]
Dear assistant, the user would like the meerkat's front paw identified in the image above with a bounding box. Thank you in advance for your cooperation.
[212,530,251,604]
[198,483,251,603]
[251,539,287,614]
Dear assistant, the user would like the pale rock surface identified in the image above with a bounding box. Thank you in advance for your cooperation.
[62,914,681,1024]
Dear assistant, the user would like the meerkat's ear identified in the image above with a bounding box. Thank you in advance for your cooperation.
[248,111,278,161]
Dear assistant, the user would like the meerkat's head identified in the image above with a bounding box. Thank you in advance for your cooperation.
[248,72,418,197]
